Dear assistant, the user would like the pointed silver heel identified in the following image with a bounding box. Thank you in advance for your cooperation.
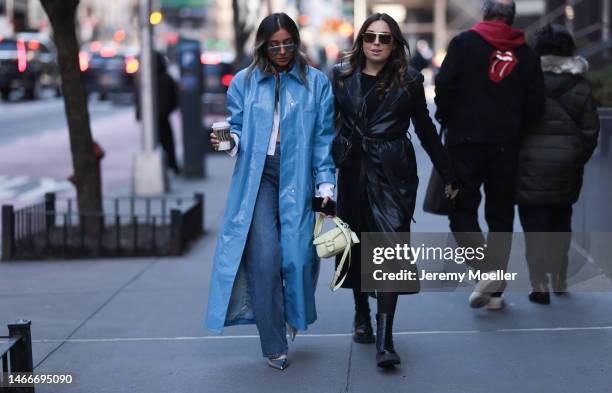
[267,354,289,370]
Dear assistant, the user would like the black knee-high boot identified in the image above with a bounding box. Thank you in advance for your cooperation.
[375,293,400,367]
[353,290,374,344]
[376,313,401,367]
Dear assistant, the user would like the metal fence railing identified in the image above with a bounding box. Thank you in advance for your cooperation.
[2,193,204,261]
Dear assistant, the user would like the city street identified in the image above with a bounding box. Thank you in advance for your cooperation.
[0,96,144,207]
[0,95,133,146]
[1,0,611,391]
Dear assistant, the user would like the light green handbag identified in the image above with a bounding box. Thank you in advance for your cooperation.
[313,215,360,291]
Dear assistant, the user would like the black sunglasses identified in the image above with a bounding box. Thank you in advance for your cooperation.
[362,32,393,45]
[267,43,296,55]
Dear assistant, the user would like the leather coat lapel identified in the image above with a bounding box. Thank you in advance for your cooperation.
[336,69,364,122]
[346,69,368,135]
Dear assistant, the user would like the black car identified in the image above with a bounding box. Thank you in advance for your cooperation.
[80,45,139,100]
[0,34,61,100]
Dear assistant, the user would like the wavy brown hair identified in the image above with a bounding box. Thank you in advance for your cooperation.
[339,13,414,96]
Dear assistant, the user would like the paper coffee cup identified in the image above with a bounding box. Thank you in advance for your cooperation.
[212,121,232,151]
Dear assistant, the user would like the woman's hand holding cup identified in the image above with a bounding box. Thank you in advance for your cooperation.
[210,131,221,151]
[210,121,234,151]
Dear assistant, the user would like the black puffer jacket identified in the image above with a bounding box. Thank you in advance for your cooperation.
[516,55,600,206]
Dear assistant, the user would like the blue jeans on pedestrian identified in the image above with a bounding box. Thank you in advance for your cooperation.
[244,144,287,358]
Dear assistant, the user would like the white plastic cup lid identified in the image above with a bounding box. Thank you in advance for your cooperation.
[212,121,230,130]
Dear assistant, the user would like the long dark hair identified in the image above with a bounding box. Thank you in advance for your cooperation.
[339,13,413,96]
[247,13,309,84]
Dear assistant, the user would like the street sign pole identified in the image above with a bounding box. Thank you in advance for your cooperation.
[434,0,447,53]
[603,0,610,59]
[132,0,167,196]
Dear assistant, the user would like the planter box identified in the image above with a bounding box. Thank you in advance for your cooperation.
[1,193,204,261]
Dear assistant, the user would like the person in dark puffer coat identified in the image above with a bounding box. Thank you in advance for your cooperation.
[517,24,600,304]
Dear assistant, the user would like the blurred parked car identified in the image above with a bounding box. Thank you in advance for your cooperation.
[80,42,139,100]
[0,33,61,100]
[200,52,234,114]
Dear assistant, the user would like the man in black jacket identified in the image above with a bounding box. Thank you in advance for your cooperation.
[435,0,545,310]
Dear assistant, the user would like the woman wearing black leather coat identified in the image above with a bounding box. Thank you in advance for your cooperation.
[332,13,458,368]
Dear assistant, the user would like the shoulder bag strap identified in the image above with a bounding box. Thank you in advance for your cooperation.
[314,214,325,237]
[329,217,353,291]
[313,215,354,291]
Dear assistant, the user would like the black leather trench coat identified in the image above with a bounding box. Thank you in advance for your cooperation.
[333,65,456,291]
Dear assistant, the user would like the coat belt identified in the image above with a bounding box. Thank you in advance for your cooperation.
[356,131,407,143]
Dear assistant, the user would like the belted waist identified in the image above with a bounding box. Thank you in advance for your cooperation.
[355,131,407,142]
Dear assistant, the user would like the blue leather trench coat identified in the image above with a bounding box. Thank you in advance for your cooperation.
[206,63,336,333]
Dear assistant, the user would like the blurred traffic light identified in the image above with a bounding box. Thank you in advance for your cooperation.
[125,57,140,74]
[150,11,163,25]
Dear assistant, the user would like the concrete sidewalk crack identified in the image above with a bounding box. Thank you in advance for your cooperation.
[343,338,354,393]
[33,259,159,369]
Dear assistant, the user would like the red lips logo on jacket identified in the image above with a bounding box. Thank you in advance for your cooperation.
[488,50,518,83]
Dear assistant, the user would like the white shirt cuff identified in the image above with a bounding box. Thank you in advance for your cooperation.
[226,133,239,157]
[316,183,335,199]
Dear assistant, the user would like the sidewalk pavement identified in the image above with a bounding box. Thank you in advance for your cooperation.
[1,141,612,393]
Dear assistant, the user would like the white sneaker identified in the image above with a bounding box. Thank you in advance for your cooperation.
[486,296,505,310]
[468,279,503,308]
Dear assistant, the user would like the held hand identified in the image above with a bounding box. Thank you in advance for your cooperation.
[210,131,220,151]
[445,184,459,200]
[321,196,336,218]
[210,131,236,152]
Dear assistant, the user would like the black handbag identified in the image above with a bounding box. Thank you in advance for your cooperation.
[332,132,353,167]
[423,127,452,215]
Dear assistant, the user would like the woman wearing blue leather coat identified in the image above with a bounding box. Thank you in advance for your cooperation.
[206,13,336,370]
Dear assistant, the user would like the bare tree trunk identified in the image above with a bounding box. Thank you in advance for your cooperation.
[232,0,255,68]
[40,0,102,221]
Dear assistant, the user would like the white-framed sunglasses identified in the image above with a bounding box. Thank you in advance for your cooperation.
[267,43,297,55]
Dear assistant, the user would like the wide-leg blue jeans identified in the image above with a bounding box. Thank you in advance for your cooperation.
[244,145,288,357]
